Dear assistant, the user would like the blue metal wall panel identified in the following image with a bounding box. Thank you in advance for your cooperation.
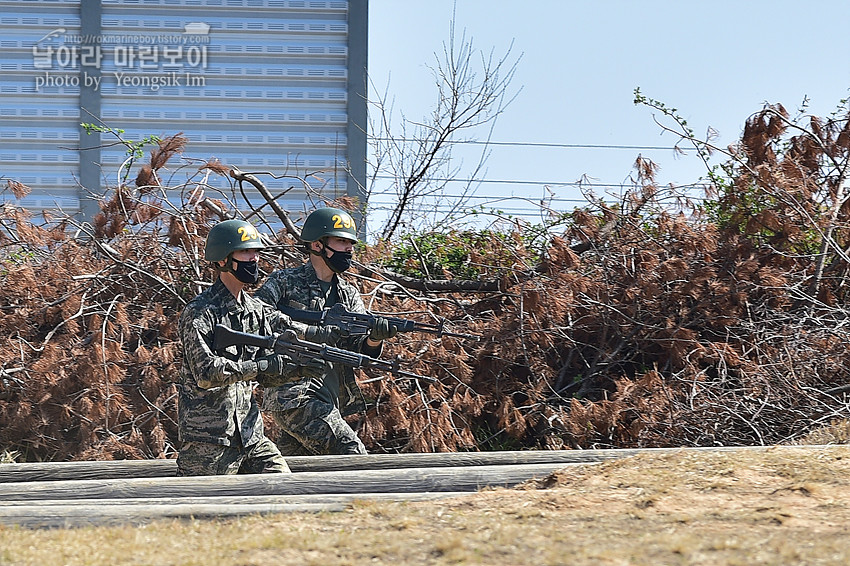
[0,2,82,211]
[0,0,363,221]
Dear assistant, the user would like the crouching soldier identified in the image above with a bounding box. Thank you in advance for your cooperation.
[255,207,400,456]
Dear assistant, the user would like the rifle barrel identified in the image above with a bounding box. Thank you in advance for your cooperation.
[275,331,436,383]
[280,305,479,341]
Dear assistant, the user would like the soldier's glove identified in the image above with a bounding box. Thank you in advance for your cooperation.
[369,317,398,342]
[304,324,342,345]
[255,354,300,387]
[297,357,328,380]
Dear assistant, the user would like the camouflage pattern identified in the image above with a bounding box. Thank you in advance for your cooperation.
[177,278,302,474]
[254,261,375,454]
[176,437,291,476]
[273,401,366,456]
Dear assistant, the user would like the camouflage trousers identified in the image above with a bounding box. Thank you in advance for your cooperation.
[270,399,367,456]
[176,436,291,476]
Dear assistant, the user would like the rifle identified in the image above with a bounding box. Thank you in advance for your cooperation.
[279,303,480,341]
[212,324,436,383]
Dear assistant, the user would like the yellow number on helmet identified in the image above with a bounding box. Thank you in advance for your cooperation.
[238,225,259,242]
[332,214,354,229]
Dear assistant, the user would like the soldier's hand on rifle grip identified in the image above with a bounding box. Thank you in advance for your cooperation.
[255,354,299,387]
[304,324,342,345]
[369,317,398,342]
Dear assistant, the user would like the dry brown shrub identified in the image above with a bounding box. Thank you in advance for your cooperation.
[4,119,850,461]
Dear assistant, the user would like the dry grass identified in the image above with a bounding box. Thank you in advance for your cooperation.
[2,445,850,565]
[793,419,850,446]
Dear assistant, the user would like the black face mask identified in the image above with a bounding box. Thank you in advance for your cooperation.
[231,258,260,284]
[322,247,352,273]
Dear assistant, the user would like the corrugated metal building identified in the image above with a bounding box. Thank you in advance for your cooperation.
[0,0,367,223]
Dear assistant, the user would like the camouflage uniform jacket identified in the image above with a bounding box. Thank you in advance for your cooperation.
[178,278,301,447]
[254,261,373,416]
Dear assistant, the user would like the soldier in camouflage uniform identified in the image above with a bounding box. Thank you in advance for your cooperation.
[255,207,399,455]
[177,219,332,475]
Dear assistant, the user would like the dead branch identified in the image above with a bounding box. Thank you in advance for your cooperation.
[373,267,501,293]
[229,167,300,238]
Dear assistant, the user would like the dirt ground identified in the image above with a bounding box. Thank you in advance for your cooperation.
[1,445,849,565]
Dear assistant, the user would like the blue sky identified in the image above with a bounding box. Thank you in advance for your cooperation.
[368,1,850,224]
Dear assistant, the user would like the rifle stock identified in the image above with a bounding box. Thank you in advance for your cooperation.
[212,325,276,351]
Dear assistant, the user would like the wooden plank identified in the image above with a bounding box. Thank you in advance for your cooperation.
[0,444,813,483]
[0,446,838,529]
[0,450,614,483]
[0,460,175,483]
[0,491,471,507]
[0,463,575,501]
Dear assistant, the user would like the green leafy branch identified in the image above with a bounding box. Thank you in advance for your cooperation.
[81,123,162,185]
[633,87,734,186]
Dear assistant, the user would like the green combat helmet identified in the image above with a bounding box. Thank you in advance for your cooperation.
[300,207,358,243]
[204,219,264,262]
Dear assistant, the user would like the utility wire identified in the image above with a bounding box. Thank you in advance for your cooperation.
[366,139,707,217]
[371,175,710,190]
[369,138,691,151]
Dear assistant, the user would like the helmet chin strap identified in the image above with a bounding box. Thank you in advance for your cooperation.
[313,240,335,270]
[214,256,237,273]
[308,241,325,258]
